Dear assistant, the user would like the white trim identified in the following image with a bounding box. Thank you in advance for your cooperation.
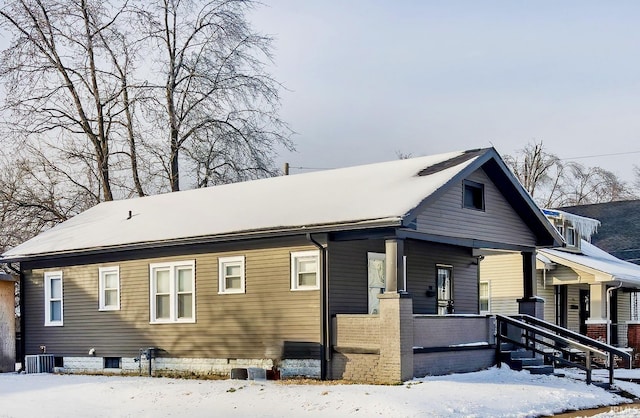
[291,250,320,291]
[98,266,120,311]
[218,256,245,294]
[149,260,196,324]
[44,271,63,326]
[479,280,490,314]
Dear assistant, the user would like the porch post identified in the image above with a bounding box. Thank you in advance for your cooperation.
[585,283,608,341]
[385,238,405,293]
[518,251,544,318]
[377,238,413,383]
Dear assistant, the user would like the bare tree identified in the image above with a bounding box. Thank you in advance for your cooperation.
[144,0,293,191]
[505,140,635,207]
[0,0,140,201]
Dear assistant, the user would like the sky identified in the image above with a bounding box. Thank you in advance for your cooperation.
[0,367,639,417]
[248,1,640,182]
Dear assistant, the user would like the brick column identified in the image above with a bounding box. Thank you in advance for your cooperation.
[377,293,413,383]
[0,276,16,372]
[585,320,608,342]
[627,321,640,367]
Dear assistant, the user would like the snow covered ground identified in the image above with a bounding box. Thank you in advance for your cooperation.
[0,367,639,417]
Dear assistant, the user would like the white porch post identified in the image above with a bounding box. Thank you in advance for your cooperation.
[384,238,405,293]
[585,283,609,341]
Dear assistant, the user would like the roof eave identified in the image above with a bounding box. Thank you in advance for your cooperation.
[1,217,403,264]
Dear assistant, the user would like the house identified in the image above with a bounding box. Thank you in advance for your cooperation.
[0,148,562,383]
[480,209,640,364]
[0,273,17,372]
[561,200,640,265]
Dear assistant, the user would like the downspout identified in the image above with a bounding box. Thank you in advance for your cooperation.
[307,233,329,380]
[606,281,623,346]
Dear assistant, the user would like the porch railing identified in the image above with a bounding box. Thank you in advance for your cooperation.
[496,314,631,386]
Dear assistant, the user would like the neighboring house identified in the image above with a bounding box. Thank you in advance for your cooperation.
[0,273,17,372]
[561,200,640,265]
[481,209,640,362]
[0,148,562,383]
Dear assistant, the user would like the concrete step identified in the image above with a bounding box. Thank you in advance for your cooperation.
[523,364,554,375]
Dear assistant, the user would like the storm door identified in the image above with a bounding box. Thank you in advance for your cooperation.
[367,253,385,314]
[437,265,453,314]
[579,289,589,335]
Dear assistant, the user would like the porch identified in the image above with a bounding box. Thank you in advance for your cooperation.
[331,300,496,383]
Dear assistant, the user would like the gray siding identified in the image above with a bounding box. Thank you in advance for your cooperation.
[328,240,384,316]
[23,237,321,360]
[416,168,536,246]
[406,241,477,314]
[328,239,478,315]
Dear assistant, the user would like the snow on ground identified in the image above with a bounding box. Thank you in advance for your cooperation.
[0,367,637,418]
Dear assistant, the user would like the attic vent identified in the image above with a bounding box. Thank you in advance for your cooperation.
[418,149,486,177]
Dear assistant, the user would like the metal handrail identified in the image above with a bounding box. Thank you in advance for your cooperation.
[496,314,631,386]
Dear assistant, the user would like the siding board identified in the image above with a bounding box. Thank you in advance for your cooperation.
[416,169,536,247]
[23,238,321,360]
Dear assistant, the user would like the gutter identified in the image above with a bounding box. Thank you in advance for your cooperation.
[307,233,329,381]
[1,218,402,264]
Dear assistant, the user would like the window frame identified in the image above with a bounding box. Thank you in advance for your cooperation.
[149,260,196,324]
[44,271,64,327]
[291,250,320,291]
[479,281,490,314]
[98,266,120,311]
[218,256,246,294]
[463,180,485,211]
[566,226,577,247]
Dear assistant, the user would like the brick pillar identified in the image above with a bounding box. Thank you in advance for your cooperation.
[377,293,413,383]
[585,320,608,342]
[0,277,16,372]
[627,322,640,367]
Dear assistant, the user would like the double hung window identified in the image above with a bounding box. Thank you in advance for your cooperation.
[99,266,120,311]
[44,271,63,326]
[150,261,195,323]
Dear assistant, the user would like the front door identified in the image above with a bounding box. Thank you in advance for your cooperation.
[579,289,589,335]
[367,253,385,314]
[437,265,453,314]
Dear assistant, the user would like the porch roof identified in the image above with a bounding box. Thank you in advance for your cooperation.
[540,240,640,287]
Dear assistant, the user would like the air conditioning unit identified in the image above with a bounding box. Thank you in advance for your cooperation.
[25,355,55,373]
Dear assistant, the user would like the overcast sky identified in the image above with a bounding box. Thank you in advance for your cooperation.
[249,1,640,182]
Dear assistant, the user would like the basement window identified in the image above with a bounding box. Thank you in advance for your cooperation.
[104,357,121,369]
[463,180,485,211]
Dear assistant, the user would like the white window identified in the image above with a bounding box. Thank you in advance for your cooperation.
[44,271,63,326]
[219,256,245,294]
[479,281,490,313]
[99,266,120,311]
[291,250,320,291]
[149,261,195,323]
[566,226,577,246]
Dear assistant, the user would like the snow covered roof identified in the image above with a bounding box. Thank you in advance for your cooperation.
[3,148,501,261]
[542,209,600,240]
[540,240,640,287]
